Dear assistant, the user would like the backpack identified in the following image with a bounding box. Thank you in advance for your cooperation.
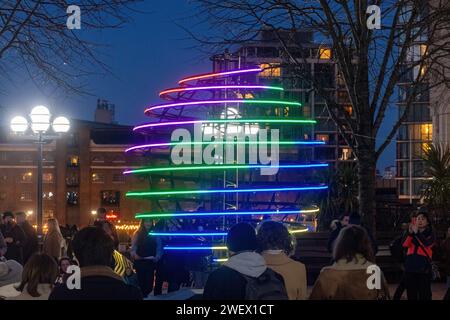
[389,235,406,262]
[242,268,288,300]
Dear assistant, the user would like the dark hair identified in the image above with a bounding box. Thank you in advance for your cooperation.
[58,257,71,269]
[71,226,114,267]
[257,221,294,255]
[339,213,350,221]
[227,222,257,253]
[416,212,431,225]
[134,219,152,247]
[2,211,14,219]
[15,211,26,218]
[333,225,375,263]
[16,253,58,297]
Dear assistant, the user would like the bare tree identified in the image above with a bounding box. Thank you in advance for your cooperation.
[0,0,142,94]
[191,0,450,233]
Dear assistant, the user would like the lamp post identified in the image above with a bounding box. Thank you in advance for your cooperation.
[10,106,70,240]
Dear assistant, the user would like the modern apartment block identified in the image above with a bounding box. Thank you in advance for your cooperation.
[210,29,355,167]
[395,4,433,203]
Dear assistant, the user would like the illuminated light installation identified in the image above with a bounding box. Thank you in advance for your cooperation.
[127,186,328,197]
[133,118,316,131]
[124,163,328,175]
[144,99,302,114]
[125,140,325,153]
[159,85,284,96]
[126,67,328,258]
[135,208,320,219]
[178,68,262,84]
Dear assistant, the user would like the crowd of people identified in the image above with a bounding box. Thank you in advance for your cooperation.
[0,207,449,300]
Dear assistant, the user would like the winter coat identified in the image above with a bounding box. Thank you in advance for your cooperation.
[204,251,283,300]
[7,284,53,300]
[0,260,23,287]
[19,221,39,264]
[43,231,65,261]
[309,254,390,300]
[0,230,6,255]
[441,237,450,276]
[48,265,143,300]
[262,251,307,300]
[402,226,435,274]
[0,223,26,264]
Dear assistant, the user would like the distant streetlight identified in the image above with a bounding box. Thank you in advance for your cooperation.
[10,106,70,240]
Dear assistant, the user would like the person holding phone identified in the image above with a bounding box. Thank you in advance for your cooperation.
[402,210,436,300]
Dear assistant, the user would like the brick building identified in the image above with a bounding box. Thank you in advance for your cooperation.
[0,120,149,227]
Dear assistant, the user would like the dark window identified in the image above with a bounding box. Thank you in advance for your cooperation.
[101,190,120,206]
[67,192,79,205]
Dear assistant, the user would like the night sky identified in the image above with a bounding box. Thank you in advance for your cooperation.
[0,1,396,170]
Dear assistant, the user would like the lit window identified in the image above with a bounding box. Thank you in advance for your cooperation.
[316,134,329,142]
[92,173,105,183]
[319,48,331,59]
[21,172,33,183]
[19,191,33,202]
[420,124,432,140]
[341,148,351,160]
[68,156,79,167]
[344,105,353,116]
[420,44,427,57]
[43,191,54,200]
[43,173,53,183]
[259,63,281,77]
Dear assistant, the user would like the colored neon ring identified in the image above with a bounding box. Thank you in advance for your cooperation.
[133,118,316,131]
[135,208,319,219]
[127,186,328,198]
[124,163,328,175]
[149,232,227,237]
[159,85,284,97]
[178,68,262,84]
[145,99,302,114]
[125,140,325,152]
[289,228,309,234]
[164,246,227,250]
[214,258,228,262]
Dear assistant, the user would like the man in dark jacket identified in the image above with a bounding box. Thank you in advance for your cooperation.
[327,214,350,253]
[15,212,38,264]
[0,212,26,264]
[203,222,287,300]
[49,226,142,300]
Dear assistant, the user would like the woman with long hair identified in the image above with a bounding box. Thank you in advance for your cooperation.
[8,253,58,300]
[43,218,65,261]
[131,219,158,297]
[257,221,307,300]
[310,225,390,300]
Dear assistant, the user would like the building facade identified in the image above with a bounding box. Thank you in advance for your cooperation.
[210,29,355,167]
[0,120,149,227]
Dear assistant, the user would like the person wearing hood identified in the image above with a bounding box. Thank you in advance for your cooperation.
[203,222,287,300]
[257,221,307,300]
[310,225,390,300]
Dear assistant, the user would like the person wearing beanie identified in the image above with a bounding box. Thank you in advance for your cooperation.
[203,222,287,300]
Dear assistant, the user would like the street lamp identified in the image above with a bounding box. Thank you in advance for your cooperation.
[10,106,70,240]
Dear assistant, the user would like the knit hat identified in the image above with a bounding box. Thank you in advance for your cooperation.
[2,211,14,219]
[226,223,257,253]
